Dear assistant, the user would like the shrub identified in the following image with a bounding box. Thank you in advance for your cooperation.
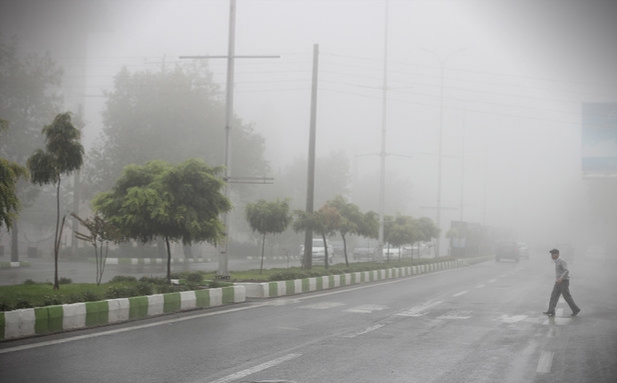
[156,284,179,294]
[139,276,168,285]
[185,272,203,284]
[42,294,63,306]
[135,281,153,296]
[268,270,322,281]
[13,297,33,309]
[58,277,72,285]
[23,279,37,285]
[105,284,139,299]
[110,275,137,283]
[65,294,83,304]
[80,290,101,302]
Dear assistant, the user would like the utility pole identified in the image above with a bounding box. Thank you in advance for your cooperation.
[180,0,277,279]
[376,0,390,263]
[421,47,465,257]
[303,43,319,269]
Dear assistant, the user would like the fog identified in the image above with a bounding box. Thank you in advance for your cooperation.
[2,0,616,257]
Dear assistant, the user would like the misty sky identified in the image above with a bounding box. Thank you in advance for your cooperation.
[2,0,616,250]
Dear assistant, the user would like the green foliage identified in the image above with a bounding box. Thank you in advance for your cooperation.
[138,276,169,285]
[93,158,231,282]
[13,297,33,309]
[110,275,137,283]
[245,198,292,273]
[135,281,154,296]
[27,112,84,289]
[325,195,378,266]
[28,113,84,186]
[267,270,323,281]
[42,294,63,306]
[58,277,72,285]
[245,199,292,236]
[0,120,29,230]
[185,272,204,285]
[105,284,140,299]
[80,290,102,302]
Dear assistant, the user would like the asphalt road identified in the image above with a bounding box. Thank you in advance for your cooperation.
[1,252,615,383]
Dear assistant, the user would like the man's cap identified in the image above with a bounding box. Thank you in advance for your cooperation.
[549,248,559,254]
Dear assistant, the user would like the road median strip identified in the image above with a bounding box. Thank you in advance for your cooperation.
[1,259,476,341]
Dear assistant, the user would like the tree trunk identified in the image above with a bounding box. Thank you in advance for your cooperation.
[322,232,329,269]
[342,234,349,267]
[165,236,172,283]
[53,180,61,290]
[11,222,19,262]
[260,233,266,274]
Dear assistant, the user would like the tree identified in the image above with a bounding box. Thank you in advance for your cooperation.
[93,159,231,282]
[416,217,440,257]
[327,195,365,267]
[245,199,292,273]
[385,215,417,262]
[0,119,28,230]
[293,204,342,270]
[71,213,123,285]
[0,36,63,262]
[27,112,84,289]
[84,64,268,199]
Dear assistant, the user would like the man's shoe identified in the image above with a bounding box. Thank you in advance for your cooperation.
[571,309,581,317]
[543,311,555,316]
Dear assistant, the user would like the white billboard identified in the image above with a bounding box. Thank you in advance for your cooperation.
[582,103,617,178]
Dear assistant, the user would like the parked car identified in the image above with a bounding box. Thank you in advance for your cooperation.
[352,247,375,261]
[516,241,530,259]
[300,238,334,264]
[495,241,520,262]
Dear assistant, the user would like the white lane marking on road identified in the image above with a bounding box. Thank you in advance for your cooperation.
[396,300,443,317]
[343,324,385,338]
[488,279,497,283]
[499,314,527,324]
[452,290,468,297]
[345,304,388,313]
[475,284,485,288]
[300,302,345,310]
[437,310,472,320]
[536,351,554,373]
[205,353,301,383]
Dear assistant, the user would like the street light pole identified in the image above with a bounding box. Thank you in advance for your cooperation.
[436,62,444,257]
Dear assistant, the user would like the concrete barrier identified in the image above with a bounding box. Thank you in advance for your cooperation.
[0,285,245,341]
[236,260,468,300]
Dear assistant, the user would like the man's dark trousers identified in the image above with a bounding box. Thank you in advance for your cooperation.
[547,279,580,314]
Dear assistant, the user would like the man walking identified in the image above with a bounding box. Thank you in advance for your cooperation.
[544,248,581,317]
